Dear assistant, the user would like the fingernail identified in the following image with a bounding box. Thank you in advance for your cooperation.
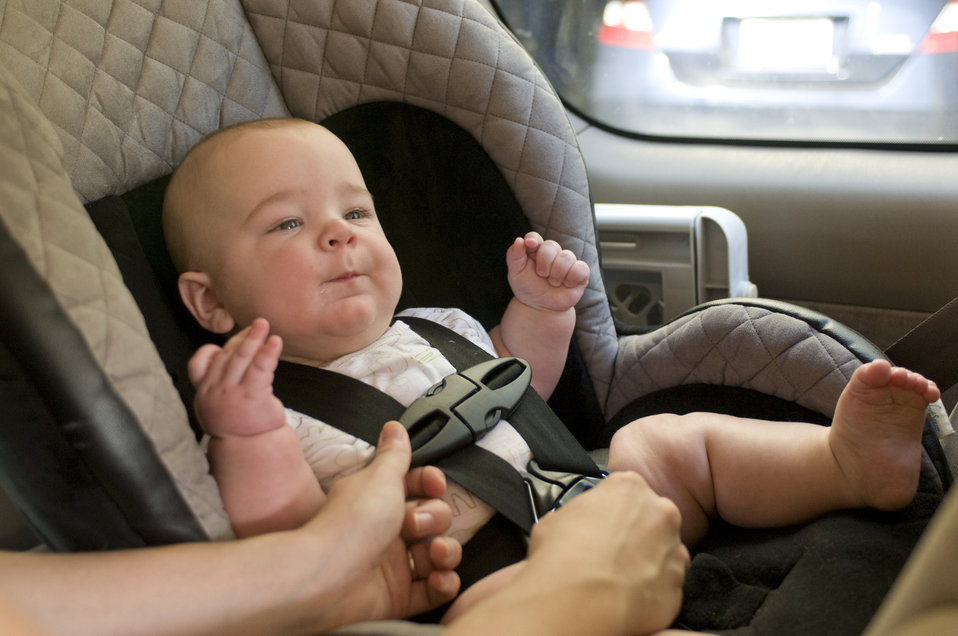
[380,420,404,442]
[413,511,432,532]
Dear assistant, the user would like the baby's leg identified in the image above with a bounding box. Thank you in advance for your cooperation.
[609,360,938,545]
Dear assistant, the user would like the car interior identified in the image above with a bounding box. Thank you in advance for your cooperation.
[1,0,957,634]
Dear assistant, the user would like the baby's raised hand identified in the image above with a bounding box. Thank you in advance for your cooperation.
[188,317,286,439]
[505,232,590,312]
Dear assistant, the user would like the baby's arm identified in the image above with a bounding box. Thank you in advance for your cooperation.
[489,232,589,399]
[189,318,325,537]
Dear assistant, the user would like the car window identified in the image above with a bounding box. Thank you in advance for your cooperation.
[493,1,958,146]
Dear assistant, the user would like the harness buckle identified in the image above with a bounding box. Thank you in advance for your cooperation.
[522,460,607,523]
[402,357,531,466]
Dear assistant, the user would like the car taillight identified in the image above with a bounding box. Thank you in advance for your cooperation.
[920,0,958,53]
[597,1,655,49]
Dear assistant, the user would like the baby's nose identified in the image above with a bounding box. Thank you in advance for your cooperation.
[321,219,356,248]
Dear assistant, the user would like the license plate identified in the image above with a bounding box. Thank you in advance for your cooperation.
[736,18,836,72]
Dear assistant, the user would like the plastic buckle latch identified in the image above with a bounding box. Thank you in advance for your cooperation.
[522,460,607,524]
[402,357,531,466]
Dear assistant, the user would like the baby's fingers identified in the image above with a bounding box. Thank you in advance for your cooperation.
[565,259,591,288]
[195,319,280,390]
[187,343,224,387]
[222,318,282,387]
[544,248,581,286]
[532,239,563,279]
[535,243,589,289]
[505,236,530,275]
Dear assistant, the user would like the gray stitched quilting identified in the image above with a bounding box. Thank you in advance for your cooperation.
[0,58,232,540]
[0,0,284,540]
[0,0,287,204]
[607,304,861,419]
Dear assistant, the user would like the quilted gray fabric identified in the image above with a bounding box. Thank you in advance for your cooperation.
[241,0,620,403]
[607,304,861,419]
[0,59,232,540]
[0,0,288,204]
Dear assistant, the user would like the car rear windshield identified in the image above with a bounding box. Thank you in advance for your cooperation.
[493,0,958,146]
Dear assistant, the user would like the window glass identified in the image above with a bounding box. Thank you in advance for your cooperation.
[494,0,958,145]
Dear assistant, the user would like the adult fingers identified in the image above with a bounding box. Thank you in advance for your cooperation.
[404,465,447,500]
[404,539,462,615]
[372,421,412,476]
[406,537,462,584]
[401,498,453,541]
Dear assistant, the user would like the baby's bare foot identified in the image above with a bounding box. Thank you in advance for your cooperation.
[830,359,939,511]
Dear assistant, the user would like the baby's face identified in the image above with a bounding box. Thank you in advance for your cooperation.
[195,122,402,360]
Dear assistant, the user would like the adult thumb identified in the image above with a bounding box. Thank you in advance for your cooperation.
[374,421,412,473]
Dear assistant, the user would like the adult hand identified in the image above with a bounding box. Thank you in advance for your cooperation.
[446,471,688,636]
[303,421,462,627]
[529,471,689,634]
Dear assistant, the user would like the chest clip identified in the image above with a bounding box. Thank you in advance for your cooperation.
[401,356,531,466]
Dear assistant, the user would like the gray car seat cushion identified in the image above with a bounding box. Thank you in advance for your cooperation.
[608,302,864,419]
[0,47,232,541]
[0,0,288,204]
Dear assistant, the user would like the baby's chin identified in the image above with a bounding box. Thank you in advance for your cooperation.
[283,312,394,361]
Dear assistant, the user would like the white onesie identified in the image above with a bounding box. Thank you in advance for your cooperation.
[283,307,533,543]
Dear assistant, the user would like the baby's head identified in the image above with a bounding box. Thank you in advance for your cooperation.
[163,118,403,361]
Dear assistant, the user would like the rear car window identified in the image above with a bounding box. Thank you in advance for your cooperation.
[494,1,958,145]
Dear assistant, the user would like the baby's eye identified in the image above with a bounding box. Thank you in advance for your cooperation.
[272,218,302,232]
[344,209,370,221]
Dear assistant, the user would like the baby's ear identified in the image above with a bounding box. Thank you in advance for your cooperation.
[177,272,236,334]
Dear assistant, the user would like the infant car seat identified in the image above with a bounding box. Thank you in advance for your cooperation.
[0,1,952,634]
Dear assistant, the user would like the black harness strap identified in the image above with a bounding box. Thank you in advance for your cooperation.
[274,360,399,445]
[272,316,603,534]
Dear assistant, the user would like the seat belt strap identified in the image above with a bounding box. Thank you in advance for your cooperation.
[885,295,958,393]
[273,359,399,444]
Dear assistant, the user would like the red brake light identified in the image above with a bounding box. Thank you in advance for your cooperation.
[920,0,958,53]
[597,1,655,50]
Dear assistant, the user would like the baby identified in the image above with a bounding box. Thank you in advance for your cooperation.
[163,117,939,623]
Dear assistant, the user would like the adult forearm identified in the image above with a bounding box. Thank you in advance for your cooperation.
[444,565,627,636]
[0,423,459,636]
[0,530,344,636]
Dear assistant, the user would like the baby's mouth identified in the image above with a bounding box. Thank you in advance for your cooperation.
[328,271,360,283]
